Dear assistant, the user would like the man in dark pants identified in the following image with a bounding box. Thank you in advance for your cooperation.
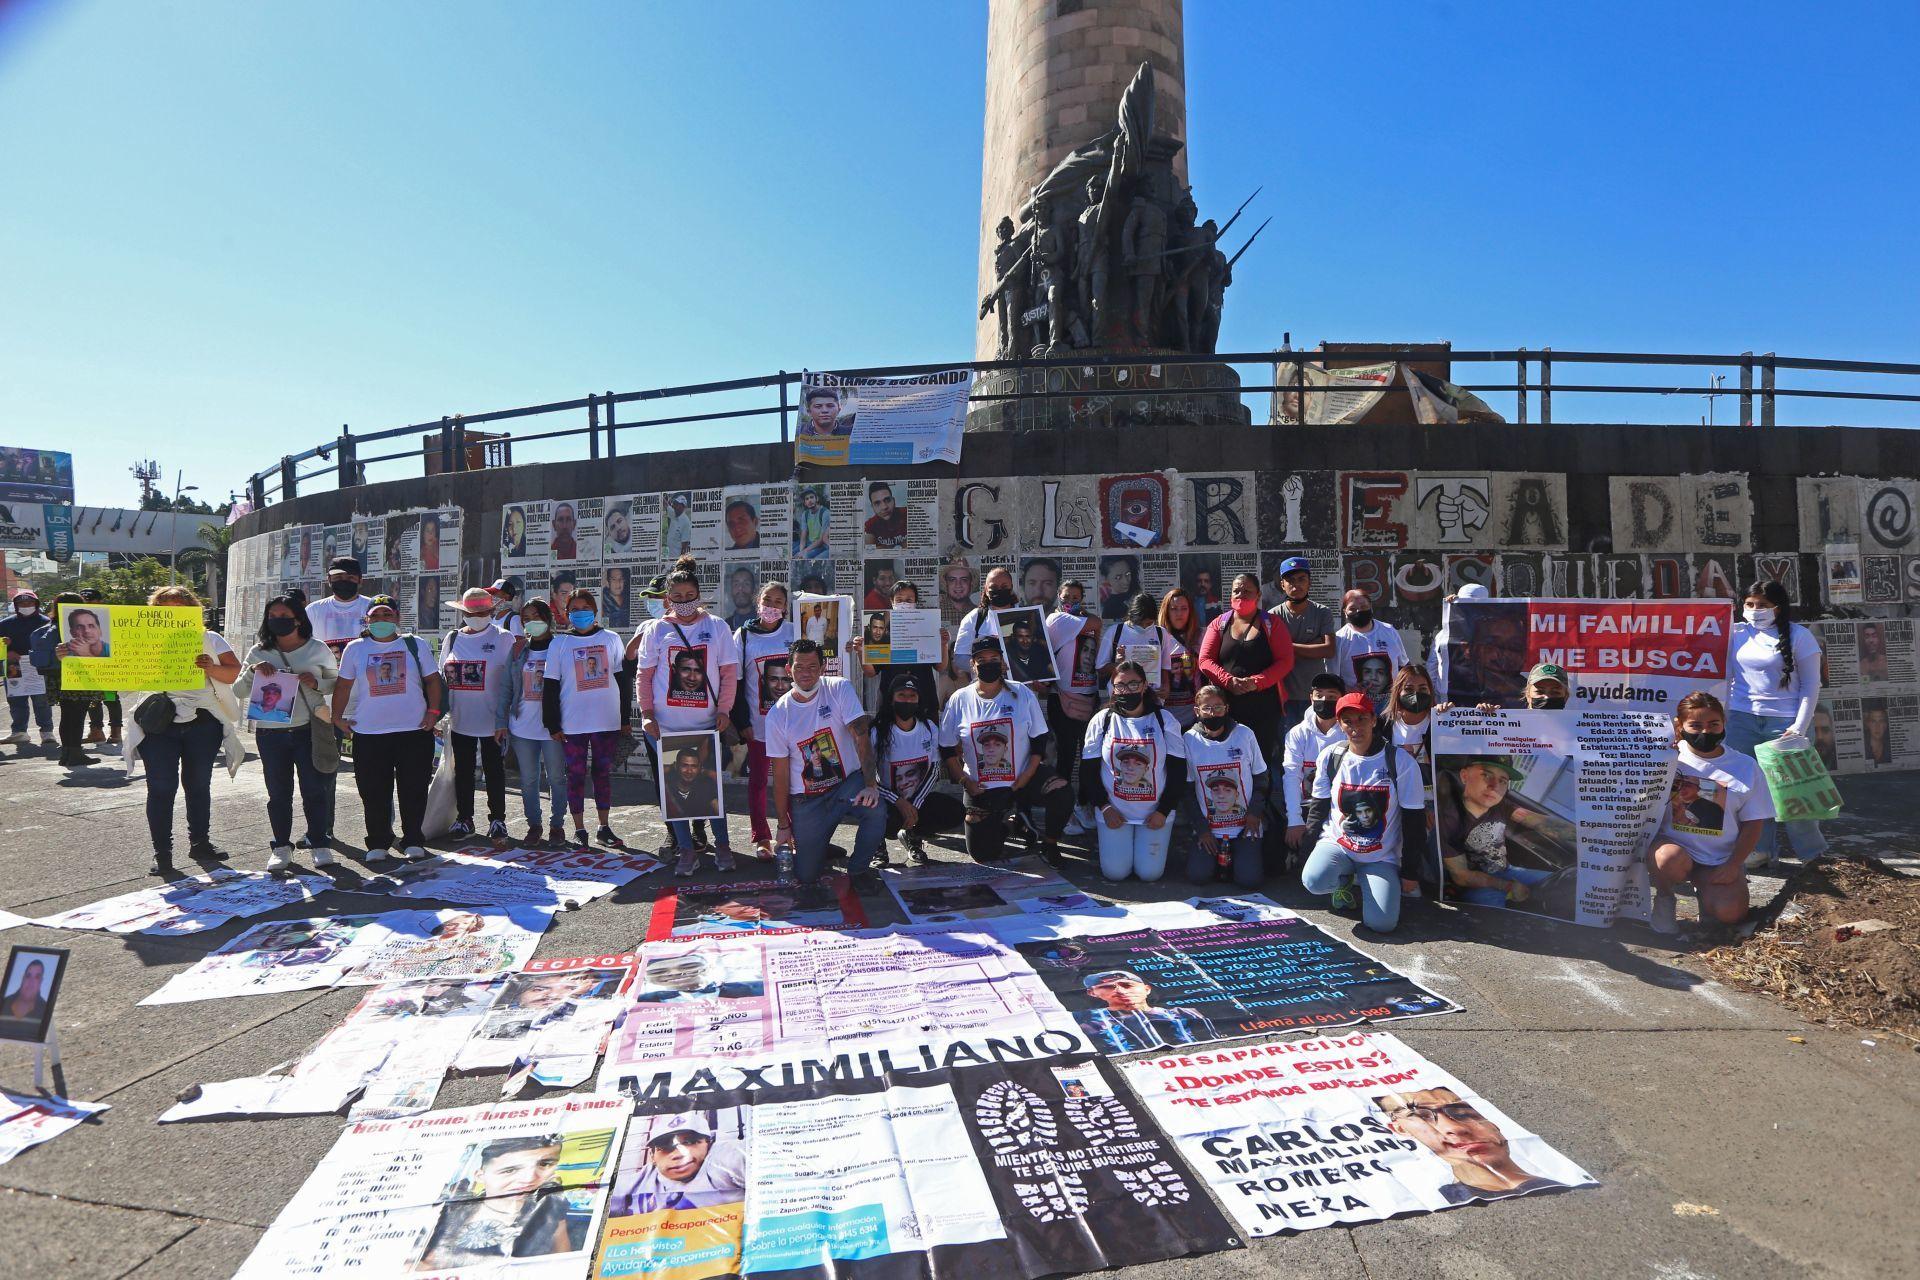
[939,635,1072,864]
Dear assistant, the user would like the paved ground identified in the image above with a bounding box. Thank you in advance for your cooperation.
[0,738,1914,1280]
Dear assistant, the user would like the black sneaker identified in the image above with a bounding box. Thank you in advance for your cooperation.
[547,823,566,846]
[596,825,622,848]
[448,820,475,839]
[902,830,930,867]
[188,841,225,862]
[850,869,886,894]
[147,856,174,877]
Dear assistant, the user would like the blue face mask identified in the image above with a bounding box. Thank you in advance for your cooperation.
[367,620,398,640]
[1062,600,1083,616]
[569,609,597,630]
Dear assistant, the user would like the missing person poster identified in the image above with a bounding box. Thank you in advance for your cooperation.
[884,857,1097,924]
[0,1090,106,1167]
[1433,708,1674,926]
[454,953,638,1091]
[56,603,206,692]
[32,867,330,937]
[992,604,1059,684]
[793,591,853,674]
[795,370,971,467]
[1437,597,1732,711]
[860,605,941,665]
[658,730,725,824]
[643,878,868,941]
[234,1094,628,1279]
[381,845,661,912]
[1124,1031,1593,1237]
[1013,917,1457,1055]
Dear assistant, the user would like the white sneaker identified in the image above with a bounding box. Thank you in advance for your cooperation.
[401,845,430,861]
[312,846,337,867]
[38,731,56,747]
[267,845,294,871]
[1744,847,1775,872]
[1650,890,1679,935]
[366,847,396,863]
[1063,812,1089,837]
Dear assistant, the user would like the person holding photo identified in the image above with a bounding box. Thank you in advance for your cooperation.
[1725,580,1826,867]
[1158,587,1204,726]
[1281,673,1347,859]
[951,565,1018,683]
[236,595,339,870]
[639,557,741,874]
[333,595,442,864]
[543,588,628,849]
[862,578,947,723]
[1044,579,1103,836]
[731,580,794,858]
[1081,660,1187,882]
[441,587,514,846]
[30,592,100,767]
[505,601,568,846]
[942,634,1072,865]
[1647,691,1774,934]
[1180,683,1270,886]
[2,588,54,749]
[126,587,242,877]
[1096,592,1176,689]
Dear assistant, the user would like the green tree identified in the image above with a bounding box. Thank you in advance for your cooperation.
[25,557,191,605]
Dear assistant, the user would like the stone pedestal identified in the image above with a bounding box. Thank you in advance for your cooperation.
[966,357,1249,433]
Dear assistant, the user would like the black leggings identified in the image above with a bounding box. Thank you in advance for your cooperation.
[964,771,1073,862]
[886,790,967,839]
[450,731,507,824]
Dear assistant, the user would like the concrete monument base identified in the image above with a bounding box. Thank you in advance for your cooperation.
[965,357,1250,433]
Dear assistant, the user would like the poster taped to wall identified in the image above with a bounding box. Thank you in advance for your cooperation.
[795,370,971,467]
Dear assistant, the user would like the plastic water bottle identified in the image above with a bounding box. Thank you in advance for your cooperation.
[775,841,796,886]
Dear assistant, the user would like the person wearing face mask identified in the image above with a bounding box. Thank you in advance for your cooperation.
[872,681,964,865]
[950,566,1019,684]
[765,638,887,884]
[941,635,1073,865]
[1281,673,1348,861]
[2,589,55,749]
[734,581,795,857]
[1332,589,1407,708]
[441,587,514,846]
[1081,661,1188,882]
[1097,591,1180,695]
[638,558,741,874]
[1158,589,1204,727]
[543,589,630,849]
[1382,662,1446,898]
[308,557,373,660]
[1180,683,1269,887]
[1301,692,1431,932]
[332,596,443,864]
[861,578,948,725]
[1647,692,1773,934]
[1519,663,1572,710]
[504,601,568,846]
[488,577,526,637]
[235,595,339,870]
[1045,580,1103,835]
[1197,573,1296,759]
[1724,580,1826,868]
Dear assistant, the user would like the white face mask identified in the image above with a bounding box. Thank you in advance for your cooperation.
[1744,606,1776,628]
[462,614,491,632]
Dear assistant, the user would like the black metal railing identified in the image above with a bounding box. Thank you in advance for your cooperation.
[244,348,1920,509]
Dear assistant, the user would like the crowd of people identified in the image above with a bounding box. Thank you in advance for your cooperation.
[0,555,1829,936]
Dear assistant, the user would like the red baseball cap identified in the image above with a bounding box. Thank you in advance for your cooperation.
[1334,691,1375,718]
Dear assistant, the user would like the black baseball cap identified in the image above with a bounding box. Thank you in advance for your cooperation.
[329,556,363,576]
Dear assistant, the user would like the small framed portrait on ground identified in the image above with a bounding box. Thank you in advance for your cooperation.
[0,945,69,1044]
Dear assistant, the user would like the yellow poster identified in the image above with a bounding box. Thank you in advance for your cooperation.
[57,604,205,692]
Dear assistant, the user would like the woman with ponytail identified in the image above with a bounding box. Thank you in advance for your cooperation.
[1726,581,1826,866]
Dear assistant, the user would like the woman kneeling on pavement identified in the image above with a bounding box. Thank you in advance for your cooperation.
[1300,691,1431,933]
[1081,660,1187,882]
[1646,691,1773,933]
[873,680,965,866]
[1180,682,1269,887]
[236,595,339,870]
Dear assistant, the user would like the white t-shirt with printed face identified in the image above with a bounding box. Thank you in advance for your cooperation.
[939,681,1047,791]
[1333,623,1408,707]
[1096,622,1179,691]
[509,647,552,741]
[641,611,740,733]
[338,635,432,736]
[1045,611,1102,696]
[1281,713,1344,827]
[877,719,940,805]
[1083,707,1186,824]
[307,594,371,659]
[1659,744,1775,867]
[763,675,868,798]
[441,624,512,738]
[1312,737,1427,863]
[1183,722,1266,838]
[737,623,796,737]
[547,629,626,735]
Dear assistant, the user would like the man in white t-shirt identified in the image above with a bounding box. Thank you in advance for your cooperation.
[441,586,514,844]
[1044,580,1103,833]
[1281,673,1347,852]
[1299,691,1430,934]
[764,638,885,885]
[939,635,1072,864]
[307,556,373,659]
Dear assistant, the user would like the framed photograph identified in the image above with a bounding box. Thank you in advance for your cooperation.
[658,730,725,823]
[991,604,1058,684]
[0,945,68,1044]
[247,672,300,724]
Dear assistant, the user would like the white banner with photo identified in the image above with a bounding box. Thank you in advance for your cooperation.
[32,869,332,937]
[795,370,971,467]
[0,1090,107,1166]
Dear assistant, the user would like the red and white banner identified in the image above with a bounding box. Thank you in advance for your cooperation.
[1436,598,1732,712]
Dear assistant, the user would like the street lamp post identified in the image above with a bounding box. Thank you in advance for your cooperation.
[168,471,199,586]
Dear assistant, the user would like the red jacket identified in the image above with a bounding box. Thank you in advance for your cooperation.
[1198,610,1295,693]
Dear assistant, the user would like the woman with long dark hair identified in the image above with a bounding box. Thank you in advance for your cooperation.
[1158,587,1203,727]
[504,600,568,846]
[1081,660,1188,882]
[236,594,339,869]
[1647,691,1774,933]
[1196,573,1296,757]
[1725,580,1826,866]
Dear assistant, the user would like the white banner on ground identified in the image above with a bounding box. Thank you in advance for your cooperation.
[0,1090,107,1165]
[453,954,639,1094]
[882,856,1100,924]
[1124,1031,1594,1237]
[33,869,331,937]
[377,845,660,911]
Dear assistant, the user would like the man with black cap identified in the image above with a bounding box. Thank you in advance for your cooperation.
[939,634,1072,864]
[309,556,373,659]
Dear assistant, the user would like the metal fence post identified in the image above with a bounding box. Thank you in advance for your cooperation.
[438,416,455,473]
[1739,352,1754,427]
[249,473,266,510]
[605,391,617,457]
[777,372,790,444]
[1761,353,1776,427]
[1516,348,1528,425]
[587,395,601,460]
[280,455,298,500]
[1540,348,1552,425]
[337,425,356,489]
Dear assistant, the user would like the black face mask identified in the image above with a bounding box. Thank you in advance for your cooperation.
[1346,609,1373,628]
[986,587,1015,607]
[1398,691,1433,713]
[1115,692,1145,713]
[267,616,299,637]
[1311,698,1338,720]
[330,580,359,599]
[1528,695,1568,710]
[1681,730,1725,752]
[891,701,919,721]
[1197,713,1230,733]
[975,659,1005,684]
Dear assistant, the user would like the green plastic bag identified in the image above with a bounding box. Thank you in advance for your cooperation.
[1754,739,1843,823]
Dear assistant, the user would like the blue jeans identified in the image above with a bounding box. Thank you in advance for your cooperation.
[1095,819,1174,881]
[8,694,51,733]
[1726,709,1828,859]
[136,712,224,857]
[647,731,731,850]
[1185,832,1265,887]
[1458,861,1553,907]
[789,773,886,883]
[510,733,569,829]
[1301,836,1402,932]
[255,723,335,846]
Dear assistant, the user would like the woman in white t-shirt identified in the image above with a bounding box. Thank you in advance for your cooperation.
[1081,661,1188,882]
[1179,683,1269,887]
[542,587,628,850]
[733,580,795,858]
[440,586,515,846]
[1647,691,1775,934]
[1724,580,1825,866]
[332,594,443,863]
[1096,591,1181,696]
[638,558,741,875]
[118,586,241,877]
[503,600,567,846]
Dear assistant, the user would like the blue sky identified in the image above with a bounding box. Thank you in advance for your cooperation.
[3,0,1917,507]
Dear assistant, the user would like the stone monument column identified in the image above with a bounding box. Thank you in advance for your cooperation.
[976,0,1187,362]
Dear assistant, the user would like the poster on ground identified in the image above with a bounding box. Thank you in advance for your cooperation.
[0,1090,106,1166]
[1124,1031,1593,1237]
[31,869,330,937]
[454,953,638,1093]
[795,370,971,467]
[234,1094,628,1280]
[1432,708,1673,926]
[55,603,206,692]
[643,877,866,941]
[1013,916,1457,1054]
[884,857,1099,924]
[376,845,660,911]
[1436,597,1732,712]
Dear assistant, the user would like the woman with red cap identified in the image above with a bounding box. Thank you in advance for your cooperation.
[1300,691,1431,933]
[441,586,515,845]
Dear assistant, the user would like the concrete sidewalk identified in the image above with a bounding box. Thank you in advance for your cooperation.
[0,741,1913,1279]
